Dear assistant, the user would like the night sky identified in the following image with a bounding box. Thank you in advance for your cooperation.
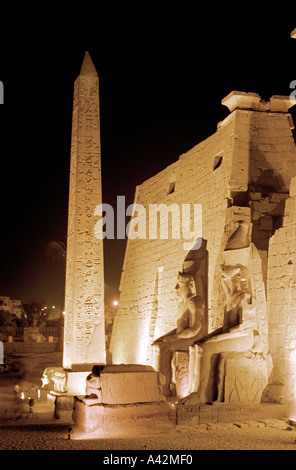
[0,13,295,310]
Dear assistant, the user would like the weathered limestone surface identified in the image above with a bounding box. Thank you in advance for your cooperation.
[63,52,106,369]
[72,400,176,437]
[72,364,174,437]
[223,352,268,404]
[111,101,236,364]
[100,371,163,404]
[187,328,263,404]
[110,92,296,385]
[267,175,296,405]
[176,402,288,425]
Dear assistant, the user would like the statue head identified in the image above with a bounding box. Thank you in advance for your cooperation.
[221,264,250,297]
[91,364,104,376]
[175,272,196,299]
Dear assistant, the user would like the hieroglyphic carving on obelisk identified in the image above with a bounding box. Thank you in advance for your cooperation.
[63,52,106,369]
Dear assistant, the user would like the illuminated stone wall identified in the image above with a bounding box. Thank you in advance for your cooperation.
[268,176,296,405]
[110,112,234,364]
[110,92,296,371]
[63,53,106,369]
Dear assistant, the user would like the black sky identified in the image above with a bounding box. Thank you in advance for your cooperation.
[0,11,295,309]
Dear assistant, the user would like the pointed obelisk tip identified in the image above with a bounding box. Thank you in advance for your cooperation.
[80,51,98,77]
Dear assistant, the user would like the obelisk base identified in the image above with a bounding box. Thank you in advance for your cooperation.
[70,364,176,438]
[48,366,94,420]
[66,369,92,395]
[47,391,75,420]
[72,400,176,438]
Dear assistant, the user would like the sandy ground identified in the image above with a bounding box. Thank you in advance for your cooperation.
[1,353,296,452]
[1,419,296,451]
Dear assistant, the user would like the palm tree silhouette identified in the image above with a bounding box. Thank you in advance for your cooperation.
[45,239,66,265]
[45,239,67,350]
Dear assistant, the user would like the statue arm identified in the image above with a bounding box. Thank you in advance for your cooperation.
[164,300,204,342]
[225,288,249,311]
[152,328,177,345]
[176,307,203,339]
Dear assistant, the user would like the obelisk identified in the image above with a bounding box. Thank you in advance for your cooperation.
[63,52,106,370]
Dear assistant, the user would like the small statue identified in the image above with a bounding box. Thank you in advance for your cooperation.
[85,365,104,400]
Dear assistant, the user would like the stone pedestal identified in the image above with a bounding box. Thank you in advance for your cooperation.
[72,400,176,438]
[185,327,270,405]
[47,366,95,421]
[70,364,175,437]
[176,402,288,425]
[100,365,164,404]
[47,391,75,420]
[223,352,268,404]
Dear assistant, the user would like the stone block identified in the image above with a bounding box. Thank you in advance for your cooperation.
[251,201,262,212]
[176,401,288,425]
[73,400,104,433]
[48,391,75,420]
[222,91,261,112]
[190,328,256,404]
[265,383,286,404]
[223,353,269,405]
[267,201,282,216]
[270,95,295,113]
[289,176,296,198]
[101,370,163,404]
[47,391,56,411]
[72,399,176,437]
[260,216,273,231]
[67,371,90,395]
[250,192,261,201]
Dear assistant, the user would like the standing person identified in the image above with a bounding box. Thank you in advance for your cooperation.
[14,382,20,400]
[28,397,34,413]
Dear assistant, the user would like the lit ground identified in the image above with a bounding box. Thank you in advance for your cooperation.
[1,353,296,451]
[1,419,296,451]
